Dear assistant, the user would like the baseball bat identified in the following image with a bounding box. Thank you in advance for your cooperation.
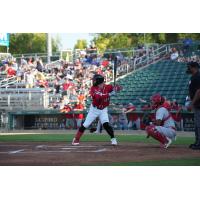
[114,56,118,86]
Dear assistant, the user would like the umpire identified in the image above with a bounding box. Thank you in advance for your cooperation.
[186,61,200,150]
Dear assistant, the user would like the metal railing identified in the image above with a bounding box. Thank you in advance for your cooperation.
[13,52,61,64]
[0,89,49,110]
[0,76,18,88]
[114,44,168,78]
[166,42,200,56]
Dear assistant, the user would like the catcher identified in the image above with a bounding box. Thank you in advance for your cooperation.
[145,94,176,149]
[72,74,122,145]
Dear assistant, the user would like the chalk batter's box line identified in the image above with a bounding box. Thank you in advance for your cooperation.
[6,148,108,154]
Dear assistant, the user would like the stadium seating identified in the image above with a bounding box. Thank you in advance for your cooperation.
[0,88,49,110]
[108,60,190,107]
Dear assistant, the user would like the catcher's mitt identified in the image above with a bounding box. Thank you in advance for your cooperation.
[142,112,152,126]
[114,85,123,92]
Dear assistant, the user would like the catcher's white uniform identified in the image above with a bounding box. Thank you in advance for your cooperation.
[155,107,176,140]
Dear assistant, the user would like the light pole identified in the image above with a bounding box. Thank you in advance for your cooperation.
[47,33,52,63]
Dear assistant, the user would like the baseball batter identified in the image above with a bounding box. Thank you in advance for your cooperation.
[145,94,176,148]
[72,74,122,145]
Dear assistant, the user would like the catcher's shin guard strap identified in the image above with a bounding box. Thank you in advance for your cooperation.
[75,125,86,140]
[103,122,114,138]
[146,125,168,144]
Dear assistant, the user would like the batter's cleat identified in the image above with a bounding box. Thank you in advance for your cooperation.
[72,138,80,146]
[163,137,172,149]
[111,138,118,146]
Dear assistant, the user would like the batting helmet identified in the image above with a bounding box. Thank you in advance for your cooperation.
[92,74,104,86]
[150,93,165,109]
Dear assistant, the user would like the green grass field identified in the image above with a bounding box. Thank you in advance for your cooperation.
[0,133,199,166]
[0,133,196,147]
[0,133,195,144]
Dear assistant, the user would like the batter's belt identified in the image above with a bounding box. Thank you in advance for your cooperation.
[92,104,105,110]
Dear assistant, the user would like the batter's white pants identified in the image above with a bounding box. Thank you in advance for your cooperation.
[155,126,176,140]
[83,105,109,128]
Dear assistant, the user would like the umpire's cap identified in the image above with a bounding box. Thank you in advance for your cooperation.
[187,61,199,68]
[186,61,200,74]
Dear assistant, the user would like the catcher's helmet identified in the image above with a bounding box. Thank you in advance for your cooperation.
[92,74,104,86]
[150,93,165,109]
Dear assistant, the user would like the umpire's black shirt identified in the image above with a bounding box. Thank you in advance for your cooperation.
[189,71,200,108]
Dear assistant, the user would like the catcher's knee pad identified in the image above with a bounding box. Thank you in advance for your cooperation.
[145,125,168,144]
[103,122,114,138]
[79,125,86,133]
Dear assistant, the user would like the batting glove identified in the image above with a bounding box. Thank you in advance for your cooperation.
[109,91,116,96]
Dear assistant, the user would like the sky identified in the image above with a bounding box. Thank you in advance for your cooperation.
[51,33,94,50]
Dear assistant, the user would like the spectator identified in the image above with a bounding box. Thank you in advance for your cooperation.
[62,78,73,96]
[28,57,34,67]
[171,100,183,131]
[125,103,140,130]
[183,38,193,53]
[36,71,48,88]
[60,99,74,129]
[24,69,35,88]
[36,58,43,72]
[69,89,78,103]
[118,105,128,130]
[53,68,62,94]
[170,48,179,60]
[6,63,16,78]
[16,65,23,82]
[77,91,86,103]
[73,100,85,128]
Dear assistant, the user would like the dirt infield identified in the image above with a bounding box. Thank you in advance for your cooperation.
[0,141,200,165]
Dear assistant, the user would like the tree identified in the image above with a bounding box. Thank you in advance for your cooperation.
[0,33,60,54]
[74,39,87,49]
[92,33,200,51]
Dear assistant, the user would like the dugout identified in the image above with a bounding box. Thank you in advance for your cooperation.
[7,109,195,131]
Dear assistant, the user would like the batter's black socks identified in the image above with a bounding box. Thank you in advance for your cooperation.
[103,122,114,138]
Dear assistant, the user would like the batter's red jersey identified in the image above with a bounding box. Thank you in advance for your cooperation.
[90,84,113,109]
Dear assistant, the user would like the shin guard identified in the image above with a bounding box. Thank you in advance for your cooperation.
[145,125,168,144]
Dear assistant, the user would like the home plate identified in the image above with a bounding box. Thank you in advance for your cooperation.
[61,147,78,150]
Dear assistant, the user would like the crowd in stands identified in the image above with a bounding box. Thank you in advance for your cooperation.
[0,42,195,131]
[0,43,161,110]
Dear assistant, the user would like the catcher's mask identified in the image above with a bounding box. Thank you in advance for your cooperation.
[150,93,165,109]
[92,74,104,86]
